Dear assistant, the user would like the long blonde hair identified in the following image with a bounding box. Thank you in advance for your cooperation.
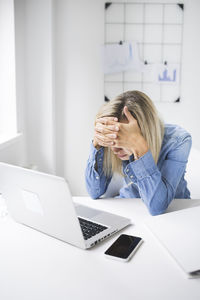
[96,90,164,177]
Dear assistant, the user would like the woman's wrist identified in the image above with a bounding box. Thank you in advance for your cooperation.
[93,139,101,150]
[130,135,149,159]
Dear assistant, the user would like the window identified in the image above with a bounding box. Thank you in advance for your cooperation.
[0,0,17,141]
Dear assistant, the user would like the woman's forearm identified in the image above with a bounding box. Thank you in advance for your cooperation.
[85,143,112,199]
[85,160,111,199]
[129,134,149,160]
[123,150,187,215]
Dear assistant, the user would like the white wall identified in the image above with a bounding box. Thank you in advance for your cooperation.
[13,0,200,196]
[15,0,56,173]
[54,0,105,192]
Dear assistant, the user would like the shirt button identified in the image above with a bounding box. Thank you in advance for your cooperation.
[126,168,129,173]
[96,176,99,180]
[130,175,133,179]
[99,158,102,161]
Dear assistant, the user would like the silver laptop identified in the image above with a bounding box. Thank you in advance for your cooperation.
[0,162,131,249]
[145,205,200,278]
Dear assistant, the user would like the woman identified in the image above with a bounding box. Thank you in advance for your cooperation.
[85,90,192,216]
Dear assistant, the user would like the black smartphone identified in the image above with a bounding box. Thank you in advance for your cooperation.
[104,234,143,262]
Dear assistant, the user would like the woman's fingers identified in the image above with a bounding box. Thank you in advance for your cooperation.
[95,136,115,147]
[95,124,119,135]
[95,129,117,139]
[93,117,119,148]
[96,117,118,126]
[123,106,137,124]
[95,120,119,132]
[95,132,115,143]
[95,116,119,135]
[94,132,116,146]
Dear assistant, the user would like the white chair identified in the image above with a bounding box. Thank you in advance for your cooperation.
[185,147,200,199]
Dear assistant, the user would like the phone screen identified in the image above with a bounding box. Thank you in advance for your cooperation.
[104,234,142,259]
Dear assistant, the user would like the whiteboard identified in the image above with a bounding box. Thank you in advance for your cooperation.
[104,2,184,103]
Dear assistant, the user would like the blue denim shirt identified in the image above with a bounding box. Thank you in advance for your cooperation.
[85,124,192,216]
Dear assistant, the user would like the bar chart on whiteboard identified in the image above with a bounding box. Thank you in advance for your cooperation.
[104,2,184,103]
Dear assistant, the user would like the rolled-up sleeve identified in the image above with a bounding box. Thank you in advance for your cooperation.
[123,135,192,216]
[85,143,112,199]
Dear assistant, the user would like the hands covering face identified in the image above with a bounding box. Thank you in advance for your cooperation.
[93,106,148,160]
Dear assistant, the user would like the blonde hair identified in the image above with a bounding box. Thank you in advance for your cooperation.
[96,90,164,177]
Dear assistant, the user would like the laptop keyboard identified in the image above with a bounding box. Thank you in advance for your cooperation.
[78,217,108,240]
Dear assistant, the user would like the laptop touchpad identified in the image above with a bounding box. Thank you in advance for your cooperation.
[75,205,101,219]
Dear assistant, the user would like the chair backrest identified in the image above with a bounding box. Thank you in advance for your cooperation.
[185,147,200,199]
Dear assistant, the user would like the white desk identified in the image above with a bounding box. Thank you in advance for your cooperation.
[0,196,200,300]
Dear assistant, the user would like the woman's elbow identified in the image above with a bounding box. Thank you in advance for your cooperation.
[86,187,101,200]
[146,190,173,216]
[90,193,100,200]
[148,207,165,216]
[147,201,168,216]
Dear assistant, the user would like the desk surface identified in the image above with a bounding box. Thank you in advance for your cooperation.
[0,196,200,300]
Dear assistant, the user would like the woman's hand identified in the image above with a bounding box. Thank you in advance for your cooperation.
[113,106,149,159]
[93,107,149,159]
[93,116,119,149]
